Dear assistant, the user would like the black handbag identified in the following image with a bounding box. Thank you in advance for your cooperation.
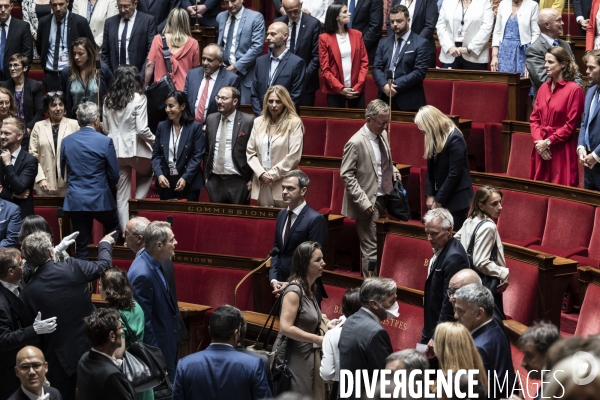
[387,179,411,221]
[120,314,168,393]
[145,35,176,114]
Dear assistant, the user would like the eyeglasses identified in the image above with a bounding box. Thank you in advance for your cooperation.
[372,119,390,126]
[8,63,22,69]
[18,362,44,372]
[47,91,64,97]
[214,95,231,101]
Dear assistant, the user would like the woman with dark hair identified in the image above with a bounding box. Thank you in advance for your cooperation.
[276,241,325,397]
[318,2,369,108]
[103,65,155,230]
[99,267,154,400]
[60,37,113,117]
[151,90,204,201]
[29,92,79,196]
[0,53,44,133]
[530,46,584,187]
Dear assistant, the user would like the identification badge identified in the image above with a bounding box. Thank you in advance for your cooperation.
[456,30,465,41]
[168,162,179,176]
[60,54,69,62]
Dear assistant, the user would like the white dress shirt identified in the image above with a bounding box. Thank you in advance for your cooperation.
[336,33,352,88]
[118,9,137,65]
[47,12,70,71]
[269,48,288,86]
[223,7,245,65]
[285,13,302,50]
[280,201,307,243]
[365,126,387,196]
[21,385,46,400]
[213,109,238,175]
[0,279,19,296]
[302,0,333,23]
[195,68,219,120]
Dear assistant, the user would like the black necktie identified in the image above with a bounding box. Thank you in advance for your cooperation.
[290,21,297,53]
[53,19,62,71]
[379,136,393,195]
[224,15,236,62]
[283,209,293,245]
[120,19,129,66]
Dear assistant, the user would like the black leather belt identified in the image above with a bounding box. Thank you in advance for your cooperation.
[44,70,61,76]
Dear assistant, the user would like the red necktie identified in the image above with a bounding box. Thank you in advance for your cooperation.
[195,75,211,123]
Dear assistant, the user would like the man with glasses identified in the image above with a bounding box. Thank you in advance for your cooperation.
[0,0,33,82]
[9,346,62,400]
[341,99,400,277]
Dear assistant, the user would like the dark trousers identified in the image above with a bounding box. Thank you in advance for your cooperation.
[159,174,200,201]
[327,92,365,109]
[379,94,419,112]
[299,91,316,107]
[584,164,600,190]
[451,207,470,231]
[206,174,249,204]
[70,209,120,260]
[442,57,487,71]
[43,73,62,92]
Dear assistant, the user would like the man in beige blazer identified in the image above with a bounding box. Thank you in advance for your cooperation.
[341,99,400,277]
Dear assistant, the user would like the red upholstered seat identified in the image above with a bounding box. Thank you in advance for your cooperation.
[423,80,453,114]
[511,345,540,400]
[506,133,533,179]
[364,76,378,104]
[112,259,132,273]
[331,173,345,215]
[302,118,327,156]
[574,282,600,336]
[139,211,199,252]
[34,207,61,245]
[303,168,334,212]
[320,285,349,321]
[383,302,424,352]
[331,168,360,270]
[379,234,431,291]
[316,77,327,107]
[198,188,210,202]
[435,46,442,68]
[503,258,539,325]
[28,70,45,83]
[529,198,594,258]
[324,119,365,158]
[10,7,22,19]
[572,208,600,268]
[484,123,503,173]
[497,191,547,247]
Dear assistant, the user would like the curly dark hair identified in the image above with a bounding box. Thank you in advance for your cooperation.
[288,241,322,297]
[104,65,145,111]
[100,268,135,311]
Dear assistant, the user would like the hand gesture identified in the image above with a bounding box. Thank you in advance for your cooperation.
[33,312,58,335]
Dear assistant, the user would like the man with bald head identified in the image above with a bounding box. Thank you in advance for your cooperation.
[274,0,321,106]
[251,21,306,115]
[9,346,62,400]
[526,8,581,98]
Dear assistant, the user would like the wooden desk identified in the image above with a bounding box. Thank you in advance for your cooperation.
[91,294,211,358]
[242,311,280,349]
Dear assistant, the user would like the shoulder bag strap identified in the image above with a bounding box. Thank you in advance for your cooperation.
[161,35,173,75]
[467,219,499,262]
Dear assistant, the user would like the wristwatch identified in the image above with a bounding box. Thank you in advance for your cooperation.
[546,139,552,147]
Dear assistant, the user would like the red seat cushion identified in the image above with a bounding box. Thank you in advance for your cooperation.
[303,168,334,212]
[302,118,327,156]
[10,7,22,19]
[320,285,349,321]
[506,133,534,179]
[113,259,132,273]
[28,70,45,83]
[423,80,453,115]
[484,123,503,173]
[450,81,508,123]
[138,211,199,252]
[379,234,432,291]
[575,282,600,336]
[34,207,61,245]
[584,208,600,262]
[497,191,547,247]
[331,173,345,215]
[316,76,327,107]
[503,258,539,325]
[324,119,364,158]
[383,302,424,352]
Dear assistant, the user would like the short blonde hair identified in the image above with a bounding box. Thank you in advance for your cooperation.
[415,105,461,159]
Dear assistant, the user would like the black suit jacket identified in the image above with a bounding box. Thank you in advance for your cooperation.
[3,19,33,75]
[77,351,136,400]
[422,237,470,343]
[36,12,96,70]
[8,386,63,400]
[101,11,157,73]
[273,13,322,93]
[0,149,38,219]
[161,258,188,340]
[0,285,38,399]
[425,130,473,213]
[573,0,593,33]
[203,110,254,182]
[342,0,383,63]
[19,242,113,384]
[182,0,220,27]
[251,51,306,116]
[183,66,241,121]
[372,31,430,111]
[390,0,438,67]
[137,0,181,26]
[0,78,44,130]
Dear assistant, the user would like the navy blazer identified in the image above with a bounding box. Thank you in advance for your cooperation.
[372,31,430,111]
[8,386,62,400]
[579,85,600,155]
[182,0,220,27]
[422,237,470,343]
[342,0,383,63]
[2,19,33,75]
[60,126,120,212]
[0,78,44,130]
[60,64,113,118]
[390,0,438,67]
[172,344,272,400]
[101,11,157,73]
[77,351,136,400]
[0,148,38,219]
[137,0,180,26]
[251,51,306,116]
[273,13,322,93]
[128,250,179,378]
[426,130,473,213]
[0,198,21,248]
[183,65,241,120]
[151,120,205,191]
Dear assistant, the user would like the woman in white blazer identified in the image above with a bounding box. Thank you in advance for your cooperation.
[436,0,495,69]
[72,0,118,47]
[103,65,155,229]
[29,92,80,196]
[490,0,540,76]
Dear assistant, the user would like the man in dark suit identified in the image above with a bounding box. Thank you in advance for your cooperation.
[0,198,21,248]
[128,221,179,379]
[123,216,188,341]
[373,5,430,112]
[274,0,321,106]
[183,0,220,27]
[172,305,272,400]
[574,0,593,35]
[339,277,396,398]
[78,308,136,400]
[578,50,600,191]
[0,249,57,399]
[61,102,120,260]
[0,118,38,219]
[101,0,157,74]
[0,0,33,82]
[184,44,241,125]
[342,0,382,64]
[137,0,180,27]
[236,316,273,392]
[37,0,95,91]
[422,208,469,348]
[19,231,116,400]
[270,170,328,298]
[251,22,306,116]
[454,284,516,400]
[390,0,438,68]
[9,346,63,400]
[204,86,254,204]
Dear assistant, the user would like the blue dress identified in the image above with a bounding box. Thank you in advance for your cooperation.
[498,15,529,76]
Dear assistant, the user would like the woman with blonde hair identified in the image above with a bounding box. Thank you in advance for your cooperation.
[246,85,304,207]
[416,105,473,230]
[0,86,17,122]
[145,8,200,91]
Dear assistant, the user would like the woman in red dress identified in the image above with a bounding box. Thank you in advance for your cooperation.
[529,46,584,187]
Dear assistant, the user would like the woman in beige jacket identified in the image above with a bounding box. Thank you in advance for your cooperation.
[247,85,304,207]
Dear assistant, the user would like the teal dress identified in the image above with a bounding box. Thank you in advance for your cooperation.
[120,301,155,400]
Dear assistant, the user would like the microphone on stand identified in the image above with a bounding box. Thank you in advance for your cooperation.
[235,248,280,307]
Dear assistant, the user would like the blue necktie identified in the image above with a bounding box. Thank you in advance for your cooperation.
[119,19,129,66]
[223,15,236,63]
[586,90,598,149]
[389,37,403,70]
[348,0,355,28]
[0,24,6,73]
[552,39,559,47]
